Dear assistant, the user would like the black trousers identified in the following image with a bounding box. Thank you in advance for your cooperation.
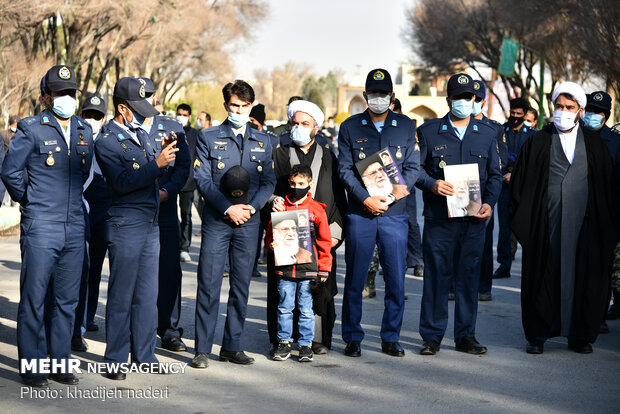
[179,191,194,252]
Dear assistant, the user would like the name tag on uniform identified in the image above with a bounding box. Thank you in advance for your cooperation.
[250,147,265,153]
[356,138,368,144]
[215,145,227,150]
[434,145,447,151]
[44,140,58,145]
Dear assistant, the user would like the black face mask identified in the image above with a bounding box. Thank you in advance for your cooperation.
[508,115,524,128]
[290,186,310,200]
[249,122,259,130]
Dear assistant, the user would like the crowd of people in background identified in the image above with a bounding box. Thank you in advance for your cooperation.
[1,65,619,388]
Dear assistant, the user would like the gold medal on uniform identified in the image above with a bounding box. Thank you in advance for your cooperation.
[359,147,366,160]
[46,152,55,166]
[395,146,403,159]
[133,162,140,170]
[257,165,263,173]
[217,161,225,170]
[439,160,446,169]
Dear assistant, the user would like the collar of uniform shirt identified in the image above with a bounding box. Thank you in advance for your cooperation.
[558,123,579,164]
[59,117,71,148]
[232,123,246,138]
[112,119,140,146]
[448,117,468,141]
[140,117,154,134]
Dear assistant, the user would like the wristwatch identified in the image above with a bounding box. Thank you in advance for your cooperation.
[250,206,256,215]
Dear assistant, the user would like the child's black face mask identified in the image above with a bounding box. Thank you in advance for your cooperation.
[290,186,310,200]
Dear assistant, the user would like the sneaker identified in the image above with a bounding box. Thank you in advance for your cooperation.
[180,251,191,262]
[298,345,313,362]
[273,341,291,361]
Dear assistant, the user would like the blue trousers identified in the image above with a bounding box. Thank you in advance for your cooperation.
[496,183,512,271]
[18,218,84,378]
[104,217,159,364]
[157,200,183,340]
[85,213,108,326]
[342,212,408,343]
[420,218,485,343]
[195,208,259,353]
[479,209,495,294]
[277,279,314,346]
[406,191,423,267]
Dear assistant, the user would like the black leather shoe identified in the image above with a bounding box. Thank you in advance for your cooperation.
[478,292,493,301]
[22,376,48,387]
[568,340,593,354]
[162,336,187,352]
[106,372,126,380]
[420,340,440,355]
[50,373,79,385]
[312,341,329,355]
[344,341,361,357]
[413,265,424,277]
[493,268,511,279]
[71,335,88,352]
[86,321,99,332]
[252,270,262,278]
[607,302,620,320]
[381,341,405,357]
[191,352,210,368]
[526,341,544,354]
[599,321,610,334]
[455,336,487,354]
[219,350,255,365]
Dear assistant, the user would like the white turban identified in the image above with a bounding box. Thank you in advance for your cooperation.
[552,82,586,109]
[287,100,324,127]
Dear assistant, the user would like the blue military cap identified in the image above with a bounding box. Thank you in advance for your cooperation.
[365,68,393,93]
[114,77,159,117]
[44,65,78,93]
[221,165,250,204]
[82,93,107,117]
[138,77,156,95]
[586,91,612,112]
[447,73,475,97]
[473,80,486,100]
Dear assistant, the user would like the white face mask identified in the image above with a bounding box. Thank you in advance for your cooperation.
[177,115,189,127]
[553,109,580,132]
[290,125,313,147]
[84,118,104,137]
[367,93,391,114]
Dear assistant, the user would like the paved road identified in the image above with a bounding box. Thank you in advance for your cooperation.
[1,202,619,413]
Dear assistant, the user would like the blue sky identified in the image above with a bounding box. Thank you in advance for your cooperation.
[233,0,414,81]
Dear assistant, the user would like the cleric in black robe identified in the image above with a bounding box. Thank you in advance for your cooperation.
[266,100,347,353]
[509,82,619,354]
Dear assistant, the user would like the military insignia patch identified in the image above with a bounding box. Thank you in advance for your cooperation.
[391,120,397,127]
[258,142,264,148]
[42,116,50,123]
[138,78,146,85]
[457,75,469,84]
[194,159,201,169]
[414,143,420,152]
[474,82,480,90]
[90,96,101,105]
[58,66,71,80]
[133,162,140,170]
[44,140,57,145]
[373,70,385,81]
[231,190,244,198]
[139,85,146,98]
[594,93,603,101]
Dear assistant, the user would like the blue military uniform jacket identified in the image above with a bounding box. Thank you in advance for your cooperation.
[481,115,508,174]
[194,120,276,215]
[95,121,162,221]
[503,123,535,172]
[146,115,190,199]
[337,109,420,216]
[597,124,620,180]
[416,114,502,219]
[1,109,93,221]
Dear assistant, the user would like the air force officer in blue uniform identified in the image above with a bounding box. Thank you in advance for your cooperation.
[95,77,178,380]
[338,69,420,358]
[416,73,502,356]
[1,65,93,387]
[191,80,276,368]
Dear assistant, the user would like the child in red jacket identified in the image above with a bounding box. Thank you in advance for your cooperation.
[265,165,332,362]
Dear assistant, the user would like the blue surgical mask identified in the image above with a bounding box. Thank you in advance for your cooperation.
[451,98,474,119]
[583,112,604,130]
[291,125,312,147]
[524,121,533,128]
[52,95,77,119]
[121,107,143,132]
[472,100,483,116]
[227,112,250,128]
